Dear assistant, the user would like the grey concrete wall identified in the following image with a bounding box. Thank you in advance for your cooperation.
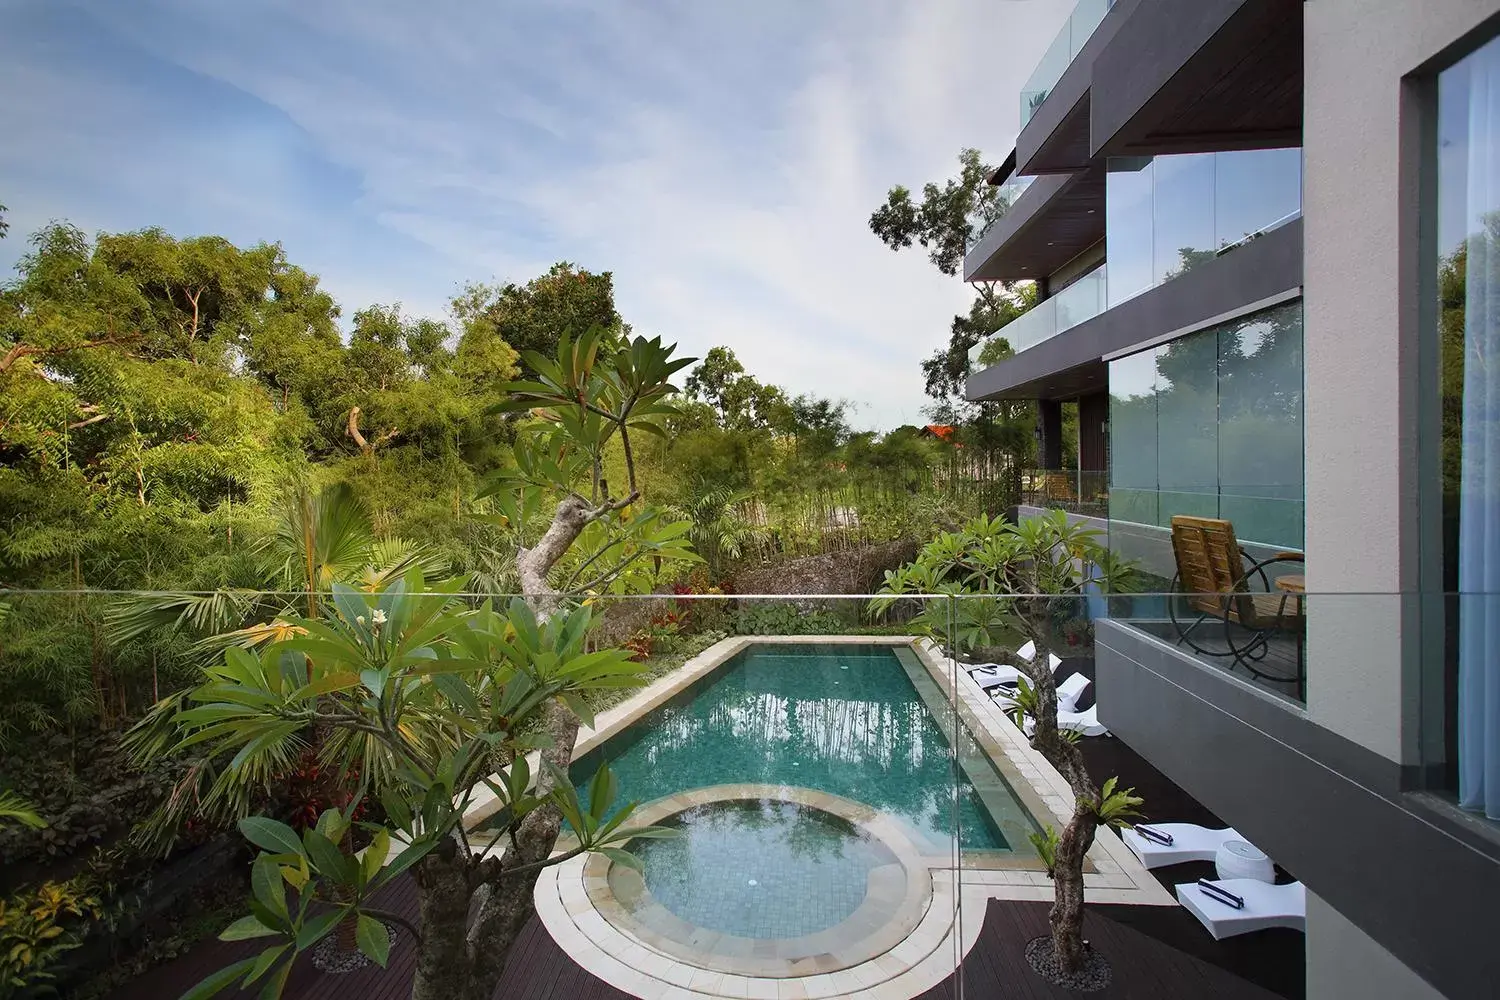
[1096,627,1500,999]
[1302,0,1499,764]
[1305,891,1446,1000]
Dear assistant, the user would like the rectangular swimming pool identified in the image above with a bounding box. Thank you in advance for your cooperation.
[567,641,1040,853]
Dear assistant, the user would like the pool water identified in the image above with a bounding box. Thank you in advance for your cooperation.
[621,798,896,939]
[571,642,1014,852]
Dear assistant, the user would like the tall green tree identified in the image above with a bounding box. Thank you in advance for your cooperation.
[869,150,1040,487]
[452,263,621,381]
[683,346,789,431]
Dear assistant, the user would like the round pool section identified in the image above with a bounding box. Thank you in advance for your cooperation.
[622,799,895,939]
[584,785,933,978]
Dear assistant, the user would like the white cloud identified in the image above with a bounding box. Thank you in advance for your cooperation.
[1,0,1070,428]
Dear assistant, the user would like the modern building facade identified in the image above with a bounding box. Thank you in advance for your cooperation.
[964,1,1500,997]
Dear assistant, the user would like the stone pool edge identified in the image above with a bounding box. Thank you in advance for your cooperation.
[516,635,1172,1000]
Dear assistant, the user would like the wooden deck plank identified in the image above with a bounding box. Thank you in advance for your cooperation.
[109,877,1297,1000]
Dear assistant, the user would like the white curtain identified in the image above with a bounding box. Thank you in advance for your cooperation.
[1458,38,1500,818]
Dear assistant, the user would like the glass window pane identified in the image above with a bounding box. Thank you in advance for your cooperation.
[1217,302,1305,548]
[1437,32,1500,812]
[1151,152,1216,284]
[1106,158,1154,307]
[1153,331,1220,526]
[1214,147,1303,252]
[1107,347,1159,527]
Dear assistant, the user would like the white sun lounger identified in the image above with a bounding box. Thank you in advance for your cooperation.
[1057,703,1108,736]
[1019,700,1109,737]
[973,656,1062,691]
[1017,640,1064,671]
[964,640,1063,690]
[994,672,1090,712]
[1176,878,1306,940]
[1121,823,1247,869]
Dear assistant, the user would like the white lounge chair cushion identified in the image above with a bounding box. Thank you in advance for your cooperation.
[1121,823,1247,869]
[1019,703,1109,737]
[997,673,1090,712]
[970,657,1060,690]
[1176,878,1306,940]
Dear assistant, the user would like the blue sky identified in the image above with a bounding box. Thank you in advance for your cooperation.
[0,0,1069,428]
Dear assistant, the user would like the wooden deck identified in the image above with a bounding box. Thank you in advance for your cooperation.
[1130,619,1304,701]
[110,878,1298,1000]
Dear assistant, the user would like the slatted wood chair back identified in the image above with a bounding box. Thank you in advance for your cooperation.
[1171,516,1246,619]
[1170,515,1301,630]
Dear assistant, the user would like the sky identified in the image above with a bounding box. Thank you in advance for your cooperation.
[0,0,1071,430]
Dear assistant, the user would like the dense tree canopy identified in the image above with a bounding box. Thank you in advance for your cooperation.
[452,262,621,380]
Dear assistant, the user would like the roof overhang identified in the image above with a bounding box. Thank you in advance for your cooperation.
[963,167,1105,283]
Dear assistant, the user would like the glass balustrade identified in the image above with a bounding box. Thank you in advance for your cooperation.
[969,264,1106,368]
[1019,0,1114,128]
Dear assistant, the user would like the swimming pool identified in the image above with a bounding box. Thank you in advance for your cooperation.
[570,641,1033,853]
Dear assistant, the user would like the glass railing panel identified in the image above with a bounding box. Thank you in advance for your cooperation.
[1019,0,1114,128]
[1108,148,1303,307]
[1152,152,1216,283]
[969,265,1104,370]
[1056,264,1107,332]
[1106,156,1156,307]
[1214,146,1303,253]
[968,173,1041,253]
[1018,468,1110,517]
[968,296,1057,368]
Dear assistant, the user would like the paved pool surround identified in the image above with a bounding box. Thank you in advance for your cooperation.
[465,635,1172,1000]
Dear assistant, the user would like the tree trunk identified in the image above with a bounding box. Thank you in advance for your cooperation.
[1023,620,1102,977]
[460,692,582,1000]
[410,839,477,1000]
[406,494,600,999]
[1049,800,1100,972]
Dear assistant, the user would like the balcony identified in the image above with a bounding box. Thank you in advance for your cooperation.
[1019,0,1116,130]
[1106,147,1302,309]
[969,264,1106,367]
[966,173,1037,252]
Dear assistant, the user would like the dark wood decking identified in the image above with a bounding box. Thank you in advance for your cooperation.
[917,900,1286,999]
[110,878,1297,1000]
[1119,620,1304,702]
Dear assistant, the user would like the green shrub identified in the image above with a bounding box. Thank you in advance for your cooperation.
[734,602,846,636]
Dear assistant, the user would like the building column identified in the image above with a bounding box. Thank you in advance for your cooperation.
[1037,399,1063,470]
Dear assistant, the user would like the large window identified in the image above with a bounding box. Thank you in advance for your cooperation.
[1105,148,1303,307]
[1107,301,1305,574]
[1437,33,1500,819]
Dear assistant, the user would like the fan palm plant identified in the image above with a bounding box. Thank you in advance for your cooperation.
[666,480,768,582]
[115,482,451,852]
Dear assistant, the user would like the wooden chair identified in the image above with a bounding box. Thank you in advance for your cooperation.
[1168,516,1305,690]
[1044,472,1077,505]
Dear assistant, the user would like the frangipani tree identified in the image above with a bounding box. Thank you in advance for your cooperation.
[484,326,698,610]
[177,577,669,1000]
[872,511,1141,981]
